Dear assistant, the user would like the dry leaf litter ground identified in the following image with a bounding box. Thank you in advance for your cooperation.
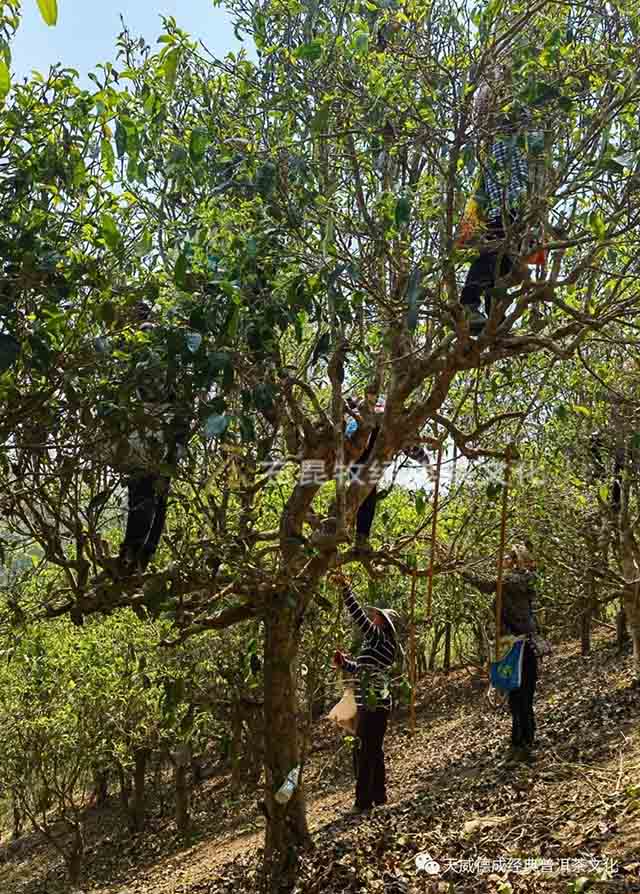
[1,633,639,894]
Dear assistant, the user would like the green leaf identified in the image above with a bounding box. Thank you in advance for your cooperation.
[294,39,323,61]
[36,0,58,26]
[311,103,330,135]
[189,127,208,163]
[354,30,369,54]
[395,195,411,229]
[0,60,10,102]
[164,48,181,88]
[115,120,127,159]
[0,334,20,373]
[101,138,115,174]
[174,253,188,289]
[589,210,607,241]
[204,414,230,438]
[100,214,121,251]
[598,484,609,503]
[572,405,591,417]
[555,404,568,421]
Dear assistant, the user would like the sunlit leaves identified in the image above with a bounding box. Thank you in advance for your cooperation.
[294,39,323,61]
[189,127,208,163]
[36,0,58,26]
[100,214,121,251]
[0,60,10,103]
[163,48,182,88]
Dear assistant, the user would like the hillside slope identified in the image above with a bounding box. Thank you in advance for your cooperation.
[2,634,639,894]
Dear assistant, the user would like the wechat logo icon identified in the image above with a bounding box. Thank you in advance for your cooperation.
[415,852,440,875]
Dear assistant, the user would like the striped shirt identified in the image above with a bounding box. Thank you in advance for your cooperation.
[342,588,396,711]
[481,137,529,220]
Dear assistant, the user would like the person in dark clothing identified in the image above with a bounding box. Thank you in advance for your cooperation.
[464,543,539,760]
[95,302,190,579]
[458,68,530,336]
[332,573,398,813]
[345,397,434,548]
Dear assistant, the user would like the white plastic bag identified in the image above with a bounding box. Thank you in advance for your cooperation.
[327,686,358,734]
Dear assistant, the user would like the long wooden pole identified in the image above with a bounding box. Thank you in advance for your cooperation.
[494,451,512,662]
[409,565,417,736]
[426,441,444,621]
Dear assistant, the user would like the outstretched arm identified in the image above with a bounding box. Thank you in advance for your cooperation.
[461,569,497,595]
[343,586,380,640]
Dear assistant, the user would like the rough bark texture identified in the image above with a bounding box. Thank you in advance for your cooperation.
[262,599,311,892]
[623,584,640,677]
[132,749,148,834]
[174,743,191,837]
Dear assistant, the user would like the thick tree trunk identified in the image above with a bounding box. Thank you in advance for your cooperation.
[132,749,149,834]
[12,796,23,840]
[92,768,109,807]
[174,743,191,837]
[262,601,311,892]
[64,821,84,885]
[616,603,629,653]
[623,584,640,678]
[117,764,131,809]
[428,624,444,670]
[581,594,594,657]
[230,704,244,793]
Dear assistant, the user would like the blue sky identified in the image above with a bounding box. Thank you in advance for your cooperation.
[11,0,243,81]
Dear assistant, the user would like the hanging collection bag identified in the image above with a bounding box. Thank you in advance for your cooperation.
[327,685,358,734]
[490,638,525,692]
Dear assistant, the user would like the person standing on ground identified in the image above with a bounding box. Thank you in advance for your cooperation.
[464,543,539,761]
[331,572,399,813]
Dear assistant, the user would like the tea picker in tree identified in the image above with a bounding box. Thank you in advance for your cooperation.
[344,396,434,551]
[331,571,399,814]
[96,302,190,579]
[456,62,534,336]
[463,543,542,762]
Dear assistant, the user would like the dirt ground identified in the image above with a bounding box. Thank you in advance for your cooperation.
[1,634,639,893]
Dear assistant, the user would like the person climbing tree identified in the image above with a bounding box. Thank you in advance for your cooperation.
[344,396,434,550]
[457,62,531,336]
[331,571,398,813]
[96,302,190,579]
[117,303,191,576]
[589,429,624,514]
[463,543,540,761]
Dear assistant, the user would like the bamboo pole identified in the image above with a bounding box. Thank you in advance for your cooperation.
[494,450,513,662]
[409,564,417,736]
[426,440,444,621]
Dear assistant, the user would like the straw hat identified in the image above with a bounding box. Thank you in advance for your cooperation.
[365,605,399,638]
[508,543,535,570]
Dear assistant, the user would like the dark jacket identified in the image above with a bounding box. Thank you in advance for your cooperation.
[466,569,537,635]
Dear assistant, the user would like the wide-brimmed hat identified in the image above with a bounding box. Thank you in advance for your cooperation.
[365,605,399,638]
[508,542,534,570]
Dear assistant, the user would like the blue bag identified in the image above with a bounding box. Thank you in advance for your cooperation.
[490,639,525,692]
